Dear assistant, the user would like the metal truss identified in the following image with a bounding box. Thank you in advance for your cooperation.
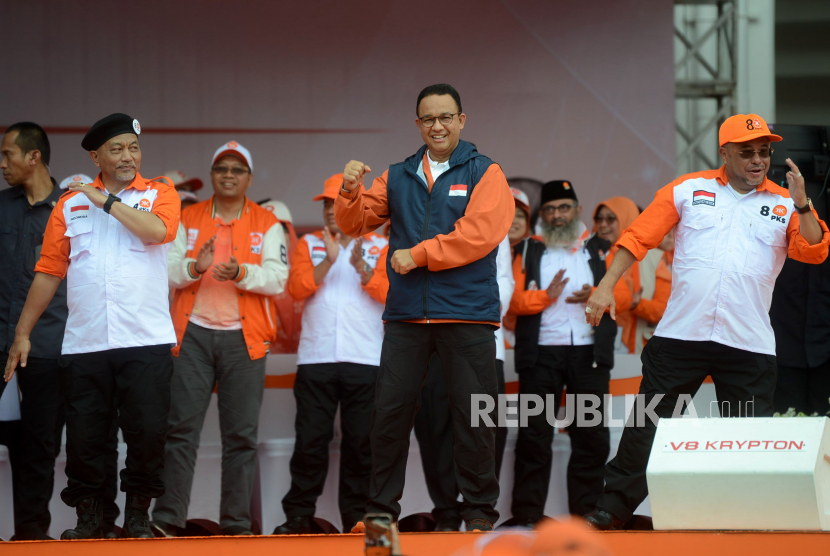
[675,0,737,172]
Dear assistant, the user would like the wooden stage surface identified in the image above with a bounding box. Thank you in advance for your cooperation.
[2,530,829,556]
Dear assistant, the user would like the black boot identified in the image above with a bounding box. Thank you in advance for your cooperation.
[61,498,104,540]
[584,508,625,531]
[273,516,313,535]
[121,494,154,538]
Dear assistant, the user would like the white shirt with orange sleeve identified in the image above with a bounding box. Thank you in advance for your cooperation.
[617,165,830,355]
[34,173,180,354]
[288,231,388,366]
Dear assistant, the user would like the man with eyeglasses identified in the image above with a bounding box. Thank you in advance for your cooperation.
[508,180,616,526]
[335,83,514,532]
[153,141,289,537]
[583,114,830,530]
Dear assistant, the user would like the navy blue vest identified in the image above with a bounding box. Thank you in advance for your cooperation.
[383,140,501,323]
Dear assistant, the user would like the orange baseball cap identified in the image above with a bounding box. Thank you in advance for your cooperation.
[718,114,782,146]
[313,173,344,202]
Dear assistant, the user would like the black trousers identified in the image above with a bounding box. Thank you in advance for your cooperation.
[511,345,610,520]
[597,337,777,522]
[0,353,66,539]
[282,362,378,529]
[367,322,500,524]
[0,419,22,537]
[60,345,173,507]
[773,361,830,417]
[413,356,506,524]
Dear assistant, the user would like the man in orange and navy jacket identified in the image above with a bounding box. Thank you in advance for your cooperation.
[335,83,514,532]
[275,174,388,535]
[152,141,288,537]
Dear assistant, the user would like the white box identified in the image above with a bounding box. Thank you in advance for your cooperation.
[647,417,830,530]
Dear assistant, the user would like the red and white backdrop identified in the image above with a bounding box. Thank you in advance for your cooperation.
[0,0,678,537]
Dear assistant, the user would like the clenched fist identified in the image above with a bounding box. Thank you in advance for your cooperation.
[343,160,372,192]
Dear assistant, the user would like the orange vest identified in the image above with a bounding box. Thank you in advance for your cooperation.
[170,197,280,360]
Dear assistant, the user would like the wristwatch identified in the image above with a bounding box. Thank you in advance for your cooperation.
[362,263,372,276]
[795,198,812,214]
[103,193,121,214]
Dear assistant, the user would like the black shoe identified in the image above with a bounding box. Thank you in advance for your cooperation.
[584,508,625,531]
[272,516,313,535]
[434,517,461,532]
[61,498,104,540]
[102,522,119,539]
[150,520,178,538]
[220,525,255,536]
[465,518,493,532]
[121,494,153,538]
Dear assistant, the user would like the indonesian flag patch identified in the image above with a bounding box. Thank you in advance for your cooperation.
[692,190,715,206]
[449,184,468,197]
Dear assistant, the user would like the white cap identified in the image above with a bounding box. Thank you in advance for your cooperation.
[163,170,204,191]
[178,190,200,203]
[510,187,530,212]
[59,174,94,190]
[259,199,293,224]
[212,141,253,171]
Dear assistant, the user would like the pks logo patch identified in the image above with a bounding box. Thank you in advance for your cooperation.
[250,232,263,255]
[187,228,199,251]
[139,198,151,208]
[369,245,381,255]
[449,184,468,197]
[772,205,787,217]
[132,119,141,134]
[692,190,715,206]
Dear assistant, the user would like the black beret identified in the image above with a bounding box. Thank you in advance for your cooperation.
[81,113,141,151]
[540,180,578,206]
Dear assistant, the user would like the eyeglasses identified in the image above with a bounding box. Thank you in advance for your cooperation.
[419,112,461,128]
[211,165,250,176]
[594,215,617,224]
[735,148,773,160]
[541,204,577,215]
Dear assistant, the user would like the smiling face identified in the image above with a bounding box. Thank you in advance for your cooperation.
[508,206,529,245]
[416,94,465,162]
[595,205,620,243]
[90,133,141,183]
[719,137,771,191]
[210,154,252,200]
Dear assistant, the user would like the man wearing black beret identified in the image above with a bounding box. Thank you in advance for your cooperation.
[509,180,615,526]
[4,113,181,539]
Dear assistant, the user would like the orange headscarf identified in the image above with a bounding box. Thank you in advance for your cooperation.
[594,197,641,354]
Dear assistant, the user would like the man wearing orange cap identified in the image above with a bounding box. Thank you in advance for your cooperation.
[274,174,388,534]
[583,114,830,529]
[336,83,514,531]
[153,141,288,537]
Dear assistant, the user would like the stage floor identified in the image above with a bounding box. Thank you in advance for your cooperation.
[2,531,830,556]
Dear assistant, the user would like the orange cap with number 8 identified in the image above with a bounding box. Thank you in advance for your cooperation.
[719,114,783,146]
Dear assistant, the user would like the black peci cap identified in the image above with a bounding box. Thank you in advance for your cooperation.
[81,113,141,151]
[540,180,578,206]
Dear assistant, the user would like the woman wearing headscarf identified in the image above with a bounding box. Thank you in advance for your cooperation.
[593,197,641,354]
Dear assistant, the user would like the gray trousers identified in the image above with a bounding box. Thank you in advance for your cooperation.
[152,323,266,530]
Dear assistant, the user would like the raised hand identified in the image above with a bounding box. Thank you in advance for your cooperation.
[195,235,217,274]
[322,227,341,264]
[785,158,808,207]
[343,160,372,192]
[565,283,592,304]
[213,256,240,282]
[67,182,108,208]
[350,238,365,272]
[546,269,569,300]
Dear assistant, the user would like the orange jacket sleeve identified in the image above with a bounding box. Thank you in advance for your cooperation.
[287,237,321,301]
[150,181,181,245]
[410,164,514,271]
[334,171,390,238]
[617,182,681,261]
[786,207,830,264]
[34,194,72,279]
[508,248,555,315]
[362,245,389,304]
